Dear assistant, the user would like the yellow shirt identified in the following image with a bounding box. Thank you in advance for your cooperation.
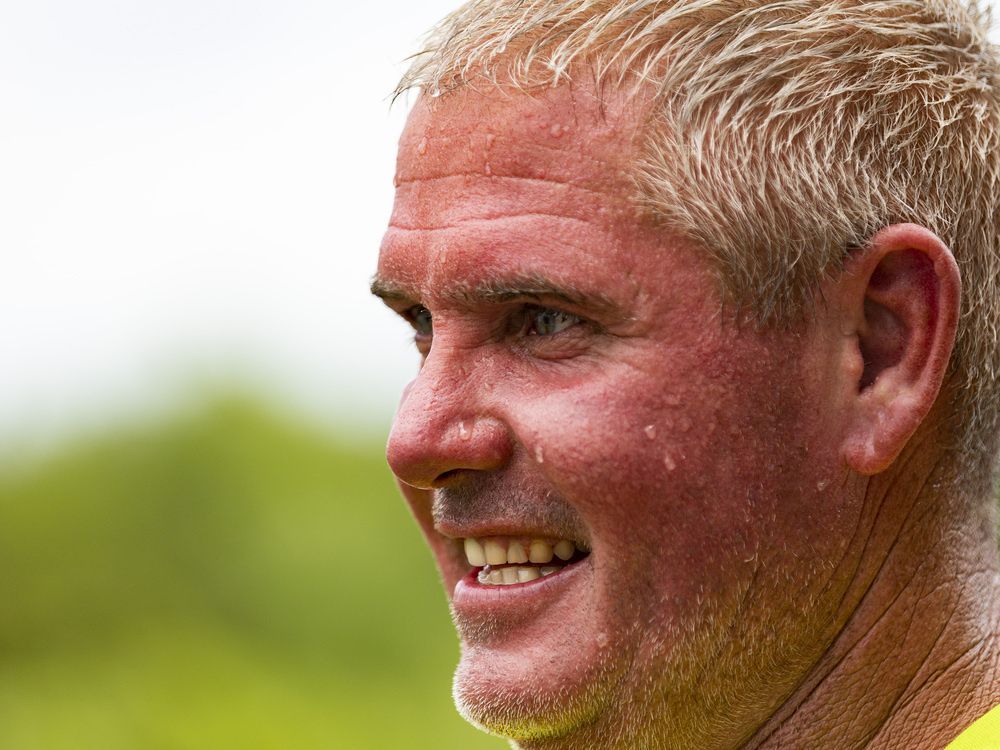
[946,705,1000,749]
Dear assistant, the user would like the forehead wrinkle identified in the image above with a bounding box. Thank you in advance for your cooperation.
[389,212,598,233]
[394,140,630,194]
[388,175,632,240]
[393,172,619,201]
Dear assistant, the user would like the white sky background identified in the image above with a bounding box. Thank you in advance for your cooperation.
[1,4,998,450]
[0,0,456,448]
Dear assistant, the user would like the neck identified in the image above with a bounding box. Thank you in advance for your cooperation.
[749,449,1000,750]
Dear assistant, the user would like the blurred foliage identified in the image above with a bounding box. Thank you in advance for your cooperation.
[0,394,505,750]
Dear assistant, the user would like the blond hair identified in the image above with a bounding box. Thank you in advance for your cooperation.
[397,0,1000,490]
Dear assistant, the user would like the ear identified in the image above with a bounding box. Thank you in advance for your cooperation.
[832,223,961,475]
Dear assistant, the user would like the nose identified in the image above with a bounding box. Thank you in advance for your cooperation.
[386,349,512,490]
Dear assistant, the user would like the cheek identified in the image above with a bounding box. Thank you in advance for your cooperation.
[509,365,745,545]
[501,343,840,617]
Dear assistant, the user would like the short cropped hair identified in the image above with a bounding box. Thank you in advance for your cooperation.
[397,0,1000,493]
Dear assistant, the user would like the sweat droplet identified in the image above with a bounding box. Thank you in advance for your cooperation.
[458,421,470,440]
[664,454,676,471]
[485,133,495,148]
[596,631,609,648]
[484,162,492,176]
[817,480,828,491]
[550,123,563,137]
[417,138,428,155]
[644,424,656,439]
[535,446,544,464]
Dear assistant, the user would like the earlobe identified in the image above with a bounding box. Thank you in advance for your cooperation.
[837,224,961,475]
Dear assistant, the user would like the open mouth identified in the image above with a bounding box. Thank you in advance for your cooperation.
[463,536,590,586]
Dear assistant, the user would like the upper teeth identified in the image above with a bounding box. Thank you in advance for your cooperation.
[463,537,580,568]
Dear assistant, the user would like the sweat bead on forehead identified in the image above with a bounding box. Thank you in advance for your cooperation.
[383,84,651,294]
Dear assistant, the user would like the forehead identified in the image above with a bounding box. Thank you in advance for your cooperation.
[395,83,646,193]
[378,82,687,302]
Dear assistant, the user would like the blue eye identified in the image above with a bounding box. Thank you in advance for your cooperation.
[407,305,432,337]
[527,307,579,336]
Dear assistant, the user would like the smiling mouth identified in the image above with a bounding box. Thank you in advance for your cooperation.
[463,536,590,586]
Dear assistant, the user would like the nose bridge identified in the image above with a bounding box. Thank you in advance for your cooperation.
[404,342,471,430]
[387,340,511,489]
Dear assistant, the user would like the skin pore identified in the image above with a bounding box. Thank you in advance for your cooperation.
[373,81,1000,749]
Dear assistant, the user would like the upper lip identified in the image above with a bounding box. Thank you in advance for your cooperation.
[430,476,591,549]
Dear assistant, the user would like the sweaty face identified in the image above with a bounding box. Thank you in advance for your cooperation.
[375,85,855,748]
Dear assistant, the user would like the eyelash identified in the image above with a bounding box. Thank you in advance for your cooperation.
[401,304,584,347]
[404,305,433,338]
[518,305,581,337]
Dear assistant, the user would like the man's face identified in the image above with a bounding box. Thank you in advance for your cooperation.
[375,84,857,747]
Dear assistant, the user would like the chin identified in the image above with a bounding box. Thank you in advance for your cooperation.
[451,641,625,747]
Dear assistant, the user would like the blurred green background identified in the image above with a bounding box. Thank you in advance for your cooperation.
[0,391,505,750]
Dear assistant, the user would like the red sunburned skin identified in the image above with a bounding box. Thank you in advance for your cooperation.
[379,78,875,747]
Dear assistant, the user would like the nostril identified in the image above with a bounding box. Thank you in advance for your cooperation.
[437,468,463,483]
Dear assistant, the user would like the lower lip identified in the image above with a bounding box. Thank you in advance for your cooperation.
[452,556,591,611]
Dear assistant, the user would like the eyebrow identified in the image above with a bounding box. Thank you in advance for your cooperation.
[369,273,621,314]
